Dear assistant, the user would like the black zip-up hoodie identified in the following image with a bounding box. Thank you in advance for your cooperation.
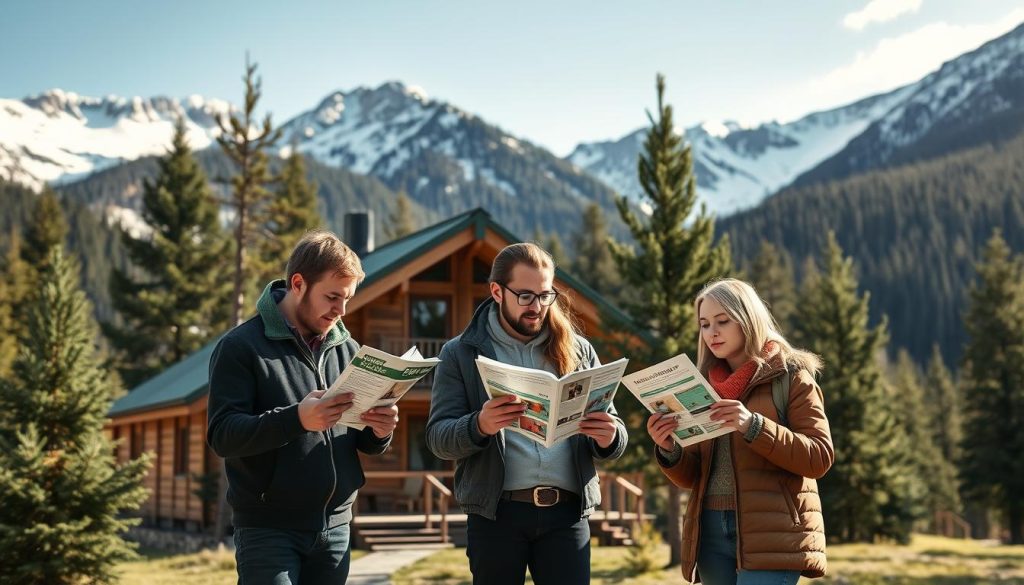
[207,280,391,530]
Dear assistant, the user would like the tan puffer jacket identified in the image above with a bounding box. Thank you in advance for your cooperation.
[658,356,834,583]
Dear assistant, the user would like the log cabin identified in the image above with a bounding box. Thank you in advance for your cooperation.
[106,208,649,545]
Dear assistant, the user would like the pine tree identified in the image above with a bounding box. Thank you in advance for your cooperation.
[546,232,569,269]
[745,240,796,332]
[795,233,920,543]
[0,232,33,377]
[607,75,731,566]
[258,148,321,285]
[104,118,232,386]
[21,186,67,272]
[217,57,282,326]
[383,190,416,242]
[532,226,569,268]
[889,350,959,524]
[571,203,621,298]
[960,231,1024,543]
[0,247,150,584]
[924,345,962,466]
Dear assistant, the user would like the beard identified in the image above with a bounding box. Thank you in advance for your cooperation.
[297,295,334,337]
[500,297,547,338]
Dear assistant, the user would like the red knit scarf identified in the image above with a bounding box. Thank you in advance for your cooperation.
[707,342,778,400]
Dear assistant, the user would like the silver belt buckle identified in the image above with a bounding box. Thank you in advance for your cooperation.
[533,486,559,507]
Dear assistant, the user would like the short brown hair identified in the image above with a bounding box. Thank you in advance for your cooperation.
[285,230,365,288]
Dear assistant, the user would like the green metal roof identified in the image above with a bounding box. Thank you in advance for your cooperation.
[108,336,221,416]
[109,207,647,418]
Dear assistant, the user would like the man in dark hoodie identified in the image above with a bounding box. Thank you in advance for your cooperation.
[426,242,627,585]
[208,230,398,585]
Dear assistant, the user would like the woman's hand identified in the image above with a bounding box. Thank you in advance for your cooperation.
[709,400,754,433]
[646,412,678,451]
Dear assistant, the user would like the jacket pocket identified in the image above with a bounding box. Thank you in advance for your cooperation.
[261,435,331,505]
[779,479,801,526]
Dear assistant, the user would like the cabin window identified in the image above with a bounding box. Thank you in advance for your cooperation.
[410,297,450,339]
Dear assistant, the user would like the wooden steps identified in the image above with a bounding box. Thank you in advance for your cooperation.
[353,513,466,550]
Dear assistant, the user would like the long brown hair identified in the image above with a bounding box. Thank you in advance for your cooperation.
[489,243,581,376]
[694,278,822,377]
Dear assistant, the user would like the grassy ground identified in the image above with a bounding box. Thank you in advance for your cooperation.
[390,535,1024,585]
[115,546,368,585]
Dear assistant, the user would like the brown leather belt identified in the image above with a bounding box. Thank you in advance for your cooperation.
[501,486,579,507]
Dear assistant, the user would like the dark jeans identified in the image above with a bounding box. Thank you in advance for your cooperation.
[697,509,801,585]
[466,500,591,585]
[233,524,351,585]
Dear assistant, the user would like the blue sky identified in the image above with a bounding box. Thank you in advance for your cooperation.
[2,0,1023,155]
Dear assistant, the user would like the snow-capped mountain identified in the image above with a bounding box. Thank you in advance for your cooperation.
[278,81,624,237]
[0,90,230,191]
[795,21,1024,186]
[568,21,1024,216]
[3,21,1023,227]
[567,87,913,217]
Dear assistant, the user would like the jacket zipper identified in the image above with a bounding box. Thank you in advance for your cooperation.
[291,337,337,531]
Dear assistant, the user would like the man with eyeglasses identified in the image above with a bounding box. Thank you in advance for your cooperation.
[426,242,627,585]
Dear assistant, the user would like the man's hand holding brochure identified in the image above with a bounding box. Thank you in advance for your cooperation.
[474,355,629,447]
[323,346,439,430]
[621,352,732,448]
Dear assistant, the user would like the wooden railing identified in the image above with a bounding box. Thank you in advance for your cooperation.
[598,471,646,523]
[423,474,452,544]
[363,471,455,543]
[935,510,972,539]
[376,337,449,387]
[360,470,646,546]
[377,337,448,358]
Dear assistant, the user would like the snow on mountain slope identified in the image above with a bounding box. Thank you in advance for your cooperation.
[0,90,229,190]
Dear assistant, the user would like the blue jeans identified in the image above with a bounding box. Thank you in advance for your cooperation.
[233,524,351,585]
[697,509,801,585]
[466,500,591,585]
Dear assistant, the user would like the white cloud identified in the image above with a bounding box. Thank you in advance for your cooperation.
[843,0,923,31]
[774,9,1024,121]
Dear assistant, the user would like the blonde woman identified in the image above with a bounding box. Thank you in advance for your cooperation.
[647,278,833,585]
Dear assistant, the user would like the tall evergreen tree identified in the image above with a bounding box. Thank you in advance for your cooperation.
[924,345,962,466]
[104,118,232,386]
[889,349,959,524]
[745,240,796,332]
[217,57,282,326]
[959,231,1024,543]
[21,186,67,271]
[546,232,569,269]
[0,232,33,377]
[532,226,569,268]
[571,202,621,298]
[795,233,920,543]
[0,247,149,584]
[384,190,416,242]
[607,75,731,566]
[258,148,320,285]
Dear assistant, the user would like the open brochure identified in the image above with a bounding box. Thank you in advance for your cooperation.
[474,355,629,447]
[324,346,440,430]
[621,353,732,448]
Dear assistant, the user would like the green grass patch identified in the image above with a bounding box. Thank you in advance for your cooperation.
[390,535,1024,585]
[116,546,367,584]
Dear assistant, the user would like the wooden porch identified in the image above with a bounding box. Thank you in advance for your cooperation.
[352,471,650,550]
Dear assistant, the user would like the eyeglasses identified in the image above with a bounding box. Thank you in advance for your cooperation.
[500,284,560,306]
